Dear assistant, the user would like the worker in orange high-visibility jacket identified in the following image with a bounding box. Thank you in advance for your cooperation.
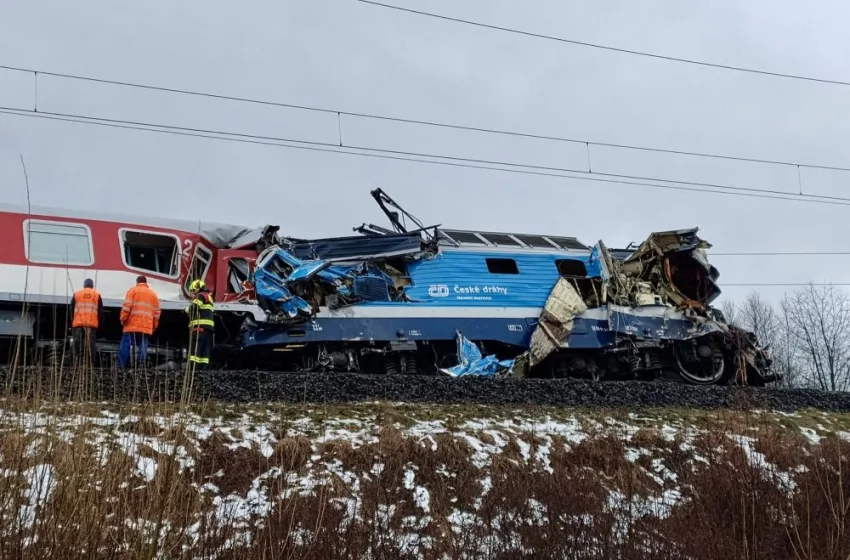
[117,275,161,369]
[69,278,103,368]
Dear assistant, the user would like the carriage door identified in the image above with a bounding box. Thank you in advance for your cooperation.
[184,243,214,298]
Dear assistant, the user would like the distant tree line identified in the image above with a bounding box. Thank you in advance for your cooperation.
[720,284,850,391]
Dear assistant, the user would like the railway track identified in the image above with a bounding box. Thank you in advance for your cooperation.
[0,366,848,412]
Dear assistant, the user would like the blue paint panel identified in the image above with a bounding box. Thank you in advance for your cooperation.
[241,315,616,349]
[240,246,717,353]
[607,309,718,340]
[402,249,597,307]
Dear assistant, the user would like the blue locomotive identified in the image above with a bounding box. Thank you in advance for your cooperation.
[237,190,775,386]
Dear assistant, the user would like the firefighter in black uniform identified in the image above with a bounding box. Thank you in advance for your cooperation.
[185,279,214,370]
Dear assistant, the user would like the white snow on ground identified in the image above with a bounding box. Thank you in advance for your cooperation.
[19,464,55,529]
[0,404,839,557]
[136,456,157,482]
[799,426,823,445]
[727,434,797,493]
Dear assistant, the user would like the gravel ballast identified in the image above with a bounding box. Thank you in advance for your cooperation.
[2,366,849,412]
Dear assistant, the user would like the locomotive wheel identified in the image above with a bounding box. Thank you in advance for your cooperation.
[673,343,725,385]
[382,355,400,376]
[402,355,418,375]
[587,359,605,381]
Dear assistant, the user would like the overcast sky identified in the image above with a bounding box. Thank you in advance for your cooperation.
[1,0,849,305]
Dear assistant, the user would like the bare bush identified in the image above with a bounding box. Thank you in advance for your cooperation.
[782,283,850,392]
[738,292,779,346]
[719,298,739,326]
[738,291,801,388]
[0,402,845,559]
[720,286,850,390]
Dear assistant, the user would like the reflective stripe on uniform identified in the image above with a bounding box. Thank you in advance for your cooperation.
[73,288,101,328]
[121,283,161,335]
[187,292,215,329]
[188,356,210,364]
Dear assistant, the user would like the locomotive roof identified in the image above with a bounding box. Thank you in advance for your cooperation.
[0,201,253,249]
[437,228,590,252]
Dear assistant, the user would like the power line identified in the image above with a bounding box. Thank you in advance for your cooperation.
[2,107,845,284]
[3,107,850,208]
[357,0,850,89]
[3,63,850,175]
[6,63,850,205]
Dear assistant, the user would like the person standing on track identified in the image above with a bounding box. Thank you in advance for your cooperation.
[184,279,215,371]
[117,275,161,368]
[69,278,103,368]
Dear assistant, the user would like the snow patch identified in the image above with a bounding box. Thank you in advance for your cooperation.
[19,464,55,529]
[799,427,822,445]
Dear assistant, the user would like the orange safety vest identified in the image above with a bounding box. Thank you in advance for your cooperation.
[120,283,162,335]
[72,287,101,328]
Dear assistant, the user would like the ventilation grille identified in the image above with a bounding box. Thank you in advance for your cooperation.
[479,233,522,246]
[441,229,587,250]
[442,230,486,244]
[546,236,588,250]
[514,234,557,248]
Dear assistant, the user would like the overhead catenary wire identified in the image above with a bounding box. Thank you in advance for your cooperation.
[356,0,850,89]
[3,112,849,287]
[5,64,850,205]
[3,63,850,175]
[1,74,847,290]
[13,103,849,204]
[3,107,850,209]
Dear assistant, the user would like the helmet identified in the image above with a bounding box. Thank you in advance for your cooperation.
[189,279,206,292]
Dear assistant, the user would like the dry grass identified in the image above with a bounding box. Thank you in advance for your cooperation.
[0,401,847,558]
[0,340,849,558]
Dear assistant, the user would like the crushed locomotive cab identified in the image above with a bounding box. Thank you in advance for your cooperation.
[251,232,437,323]
[235,195,774,386]
[512,227,775,384]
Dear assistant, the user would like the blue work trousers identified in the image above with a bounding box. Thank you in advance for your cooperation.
[117,332,149,368]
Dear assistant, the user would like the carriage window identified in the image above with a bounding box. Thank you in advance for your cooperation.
[227,258,250,293]
[486,258,519,274]
[555,259,588,277]
[24,220,94,266]
[184,244,213,293]
[121,230,179,277]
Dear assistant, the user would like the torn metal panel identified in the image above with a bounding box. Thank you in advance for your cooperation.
[440,331,515,377]
[288,261,334,283]
[252,245,405,323]
[527,278,588,367]
[603,304,724,341]
[252,250,316,322]
[253,278,313,321]
[589,240,612,283]
[724,325,775,384]
[285,232,426,262]
[227,258,252,294]
[227,225,281,251]
[258,248,352,292]
[608,228,721,309]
